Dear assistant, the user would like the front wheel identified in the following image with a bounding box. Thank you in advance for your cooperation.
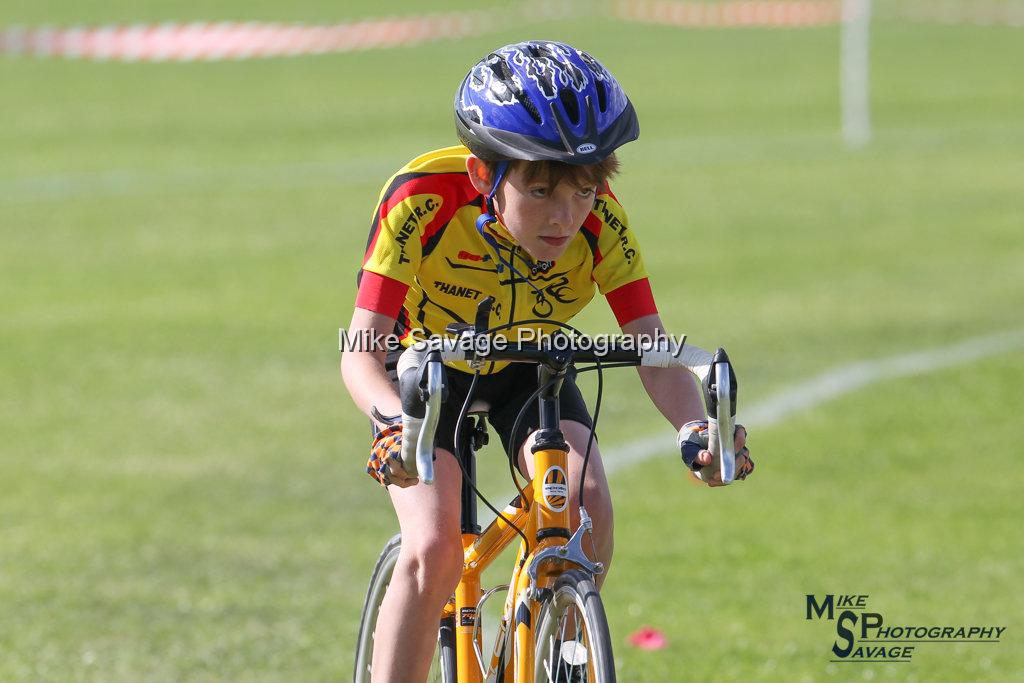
[534,570,616,682]
[353,534,457,682]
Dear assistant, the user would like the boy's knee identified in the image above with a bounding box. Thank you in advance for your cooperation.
[399,536,464,599]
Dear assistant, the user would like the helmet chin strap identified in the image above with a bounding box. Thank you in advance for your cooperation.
[473,160,547,298]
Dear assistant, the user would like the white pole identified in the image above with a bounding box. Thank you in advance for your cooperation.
[841,0,872,147]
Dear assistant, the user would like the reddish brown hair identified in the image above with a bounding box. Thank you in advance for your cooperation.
[481,154,620,191]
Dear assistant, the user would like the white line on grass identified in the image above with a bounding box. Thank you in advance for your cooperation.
[603,328,1024,473]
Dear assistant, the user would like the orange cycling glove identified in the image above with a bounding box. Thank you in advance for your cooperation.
[366,409,418,488]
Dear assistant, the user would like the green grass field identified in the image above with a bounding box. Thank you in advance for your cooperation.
[2,2,1023,680]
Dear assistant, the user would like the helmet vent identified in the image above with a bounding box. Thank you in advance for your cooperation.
[518,91,543,124]
[594,79,608,113]
[487,56,511,84]
[490,55,543,124]
[558,88,580,125]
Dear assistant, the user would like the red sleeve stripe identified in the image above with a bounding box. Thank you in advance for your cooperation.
[605,278,658,326]
[380,173,465,221]
[355,270,409,320]
[362,172,467,266]
[420,177,479,247]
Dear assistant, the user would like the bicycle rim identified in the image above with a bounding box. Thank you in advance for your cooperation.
[353,534,457,683]
[534,570,615,683]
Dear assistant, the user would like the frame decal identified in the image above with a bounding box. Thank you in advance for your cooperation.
[541,466,568,512]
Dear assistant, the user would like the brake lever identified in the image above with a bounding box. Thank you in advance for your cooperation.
[703,347,738,485]
[414,355,444,485]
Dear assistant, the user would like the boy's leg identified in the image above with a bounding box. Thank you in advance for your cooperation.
[370,448,464,683]
[518,421,614,587]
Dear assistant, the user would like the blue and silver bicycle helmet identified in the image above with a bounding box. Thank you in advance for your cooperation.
[455,41,639,165]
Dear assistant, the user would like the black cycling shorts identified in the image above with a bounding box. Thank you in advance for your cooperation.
[385,352,594,468]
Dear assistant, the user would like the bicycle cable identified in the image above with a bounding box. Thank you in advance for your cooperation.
[502,373,562,570]
[446,317,637,567]
[501,358,610,570]
[572,357,605,511]
[577,361,607,563]
[504,373,562,489]
[451,368,533,557]
[448,317,591,566]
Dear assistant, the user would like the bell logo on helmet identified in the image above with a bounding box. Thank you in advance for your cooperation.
[576,143,597,154]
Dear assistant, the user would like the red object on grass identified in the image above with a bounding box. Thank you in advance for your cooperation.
[627,626,667,650]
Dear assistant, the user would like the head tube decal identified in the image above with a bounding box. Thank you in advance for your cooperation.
[541,466,568,512]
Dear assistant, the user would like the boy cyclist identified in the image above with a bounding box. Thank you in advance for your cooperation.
[341,41,754,682]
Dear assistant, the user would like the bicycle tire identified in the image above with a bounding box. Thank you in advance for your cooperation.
[353,533,458,682]
[533,570,616,683]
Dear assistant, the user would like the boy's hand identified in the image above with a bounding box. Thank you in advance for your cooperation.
[366,412,418,488]
[678,420,754,487]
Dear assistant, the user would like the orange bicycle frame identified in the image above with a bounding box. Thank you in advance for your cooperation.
[452,437,574,683]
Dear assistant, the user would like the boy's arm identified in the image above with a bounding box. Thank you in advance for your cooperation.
[621,313,752,484]
[620,313,705,430]
[340,307,404,425]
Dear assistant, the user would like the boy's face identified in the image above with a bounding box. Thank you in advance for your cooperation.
[468,158,598,262]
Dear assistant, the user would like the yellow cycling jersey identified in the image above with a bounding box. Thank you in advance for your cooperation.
[356,146,656,371]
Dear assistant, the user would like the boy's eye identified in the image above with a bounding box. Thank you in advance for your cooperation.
[577,187,596,198]
[530,187,549,197]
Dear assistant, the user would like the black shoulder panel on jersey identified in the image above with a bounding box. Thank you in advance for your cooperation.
[579,225,600,262]
[380,171,436,206]
[421,222,450,258]
[421,194,484,259]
